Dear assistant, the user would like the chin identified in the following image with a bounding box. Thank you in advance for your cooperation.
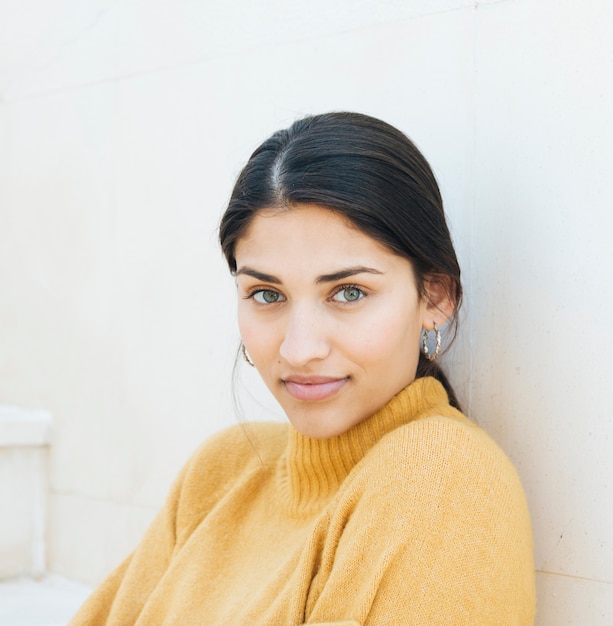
[285,407,360,439]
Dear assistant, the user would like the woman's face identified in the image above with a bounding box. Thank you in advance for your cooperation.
[235,204,440,438]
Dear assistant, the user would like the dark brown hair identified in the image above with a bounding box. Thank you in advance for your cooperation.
[219,112,462,408]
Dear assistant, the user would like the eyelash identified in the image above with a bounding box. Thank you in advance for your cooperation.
[330,283,366,303]
[243,284,367,305]
[243,288,285,304]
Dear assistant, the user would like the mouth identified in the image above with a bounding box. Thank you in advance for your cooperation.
[282,376,349,402]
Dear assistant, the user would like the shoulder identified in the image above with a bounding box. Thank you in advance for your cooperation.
[171,422,288,539]
[361,415,529,515]
[381,414,516,473]
[349,415,533,565]
[345,416,535,623]
[183,421,289,481]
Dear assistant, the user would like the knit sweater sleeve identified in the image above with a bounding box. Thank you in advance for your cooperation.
[303,417,535,626]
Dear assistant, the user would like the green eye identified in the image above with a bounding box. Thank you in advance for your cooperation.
[253,290,284,304]
[333,286,364,302]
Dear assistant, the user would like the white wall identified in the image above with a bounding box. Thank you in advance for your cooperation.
[0,1,611,622]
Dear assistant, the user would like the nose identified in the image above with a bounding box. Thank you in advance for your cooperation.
[279,305,330,367]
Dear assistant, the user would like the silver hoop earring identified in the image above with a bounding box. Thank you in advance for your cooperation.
[421,323,441,362]
[241,343,255,367]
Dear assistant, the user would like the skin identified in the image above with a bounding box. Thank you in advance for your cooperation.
[234,204,452,439]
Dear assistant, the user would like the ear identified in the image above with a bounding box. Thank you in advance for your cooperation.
[420,275,456,329]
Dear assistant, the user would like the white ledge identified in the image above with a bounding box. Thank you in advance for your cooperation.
[0,407,52,447]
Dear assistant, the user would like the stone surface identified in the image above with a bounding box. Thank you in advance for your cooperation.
[0,577,90,626]
[0,408,51,579]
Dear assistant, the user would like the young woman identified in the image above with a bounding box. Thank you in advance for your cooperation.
[70,112,535,625]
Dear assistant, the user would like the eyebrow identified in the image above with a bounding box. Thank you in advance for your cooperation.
[235,267,281,283]
[235,266,383,284]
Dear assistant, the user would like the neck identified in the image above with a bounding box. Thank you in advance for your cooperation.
[277,376,454,517]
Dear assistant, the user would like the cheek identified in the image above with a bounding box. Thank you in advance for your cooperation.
[237,306,258,347]
[355,305,423,362]
[236,305,249,335]
[238,312,279,359]
[238,313,259,344]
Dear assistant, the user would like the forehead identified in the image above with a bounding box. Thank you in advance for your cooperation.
[235,204,388,261]
[233,204,417,286]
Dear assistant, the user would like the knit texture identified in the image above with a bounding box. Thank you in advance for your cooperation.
[69,377,535,625]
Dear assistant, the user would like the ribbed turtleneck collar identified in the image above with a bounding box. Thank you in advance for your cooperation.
[278,376,451,517]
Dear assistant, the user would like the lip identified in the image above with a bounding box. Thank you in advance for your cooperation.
[282,376,348,402]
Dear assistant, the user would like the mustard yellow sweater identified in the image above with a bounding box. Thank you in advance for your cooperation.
[70,377,535,625]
